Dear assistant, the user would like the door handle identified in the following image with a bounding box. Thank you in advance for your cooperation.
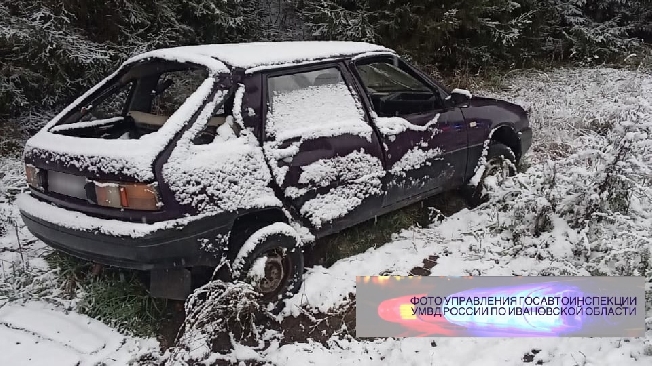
[278,136,302,149]
[453,123,464,131]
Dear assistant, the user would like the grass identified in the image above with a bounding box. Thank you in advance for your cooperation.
[77,272,168,337]
[311,204,429,267]
[310,192,468,267]
[46,251,169,338]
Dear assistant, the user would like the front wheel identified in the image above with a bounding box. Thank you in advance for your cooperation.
[464,142,516,207]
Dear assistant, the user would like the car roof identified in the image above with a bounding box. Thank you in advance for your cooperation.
[130,41,395,71]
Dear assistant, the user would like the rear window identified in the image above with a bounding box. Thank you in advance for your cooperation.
[50,61,212,140]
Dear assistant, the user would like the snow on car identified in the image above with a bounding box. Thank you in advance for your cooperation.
[17,41,532,308]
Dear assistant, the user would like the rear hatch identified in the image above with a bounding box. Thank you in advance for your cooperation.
[23,56,231,222]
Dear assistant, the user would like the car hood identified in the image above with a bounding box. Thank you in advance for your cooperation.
[467,96,525,112]
[461,96,529,131]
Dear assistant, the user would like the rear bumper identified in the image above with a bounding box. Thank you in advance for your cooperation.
[18,193,229,271]
[518,127,533,157]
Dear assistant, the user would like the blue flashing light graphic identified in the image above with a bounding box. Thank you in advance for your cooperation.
[442,282,586,335]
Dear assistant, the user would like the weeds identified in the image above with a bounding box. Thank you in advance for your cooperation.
[165,277,262,365]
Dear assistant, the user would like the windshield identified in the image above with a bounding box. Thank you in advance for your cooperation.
[357,62,431,93]
[50,60,215,140]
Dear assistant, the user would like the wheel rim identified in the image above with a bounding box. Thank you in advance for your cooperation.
[484,157,512,184]
[250,248,292,297]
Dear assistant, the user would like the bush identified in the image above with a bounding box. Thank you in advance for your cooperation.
[483,67,652,281]
[0,0,266,123]
[164,278,262,365]
[2,0,650,127]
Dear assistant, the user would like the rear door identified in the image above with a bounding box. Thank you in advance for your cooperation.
[261,63,386,236]
[349,55,468,208]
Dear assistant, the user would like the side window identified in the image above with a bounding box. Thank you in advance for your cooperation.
[192,93,241,145]
[356,59,442,117]
[73,82,133,123]
[265,67,365,140]
[149,68,209,116]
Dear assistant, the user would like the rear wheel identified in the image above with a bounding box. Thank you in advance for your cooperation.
[232,223,304,313]
[464,142,516,207]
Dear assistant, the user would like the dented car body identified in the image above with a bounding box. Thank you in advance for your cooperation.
[18,42,532,300]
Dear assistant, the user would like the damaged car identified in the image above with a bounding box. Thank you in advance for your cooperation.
[17,41,532,307]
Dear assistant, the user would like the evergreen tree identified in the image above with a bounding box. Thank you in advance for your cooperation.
[1,0,650,123]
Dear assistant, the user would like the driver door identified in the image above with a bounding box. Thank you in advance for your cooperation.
[349,56,468,208]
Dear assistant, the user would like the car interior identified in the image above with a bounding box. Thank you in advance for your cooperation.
[356,61,443,117]
[50,63,239,143]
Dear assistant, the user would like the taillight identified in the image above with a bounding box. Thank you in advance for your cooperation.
[25,164,45,190]
[95,182,161,211]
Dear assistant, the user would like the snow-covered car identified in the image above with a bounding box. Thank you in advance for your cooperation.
[17,41,532,305]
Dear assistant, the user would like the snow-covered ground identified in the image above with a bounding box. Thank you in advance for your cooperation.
[2,67,651,365]
[0,302,158,366]
[0,160,159,364]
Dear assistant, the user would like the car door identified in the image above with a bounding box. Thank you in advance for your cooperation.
[348,55,468,208]
[261,63,386,236]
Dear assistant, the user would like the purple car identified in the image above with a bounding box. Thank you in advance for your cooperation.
[17,41,531,306]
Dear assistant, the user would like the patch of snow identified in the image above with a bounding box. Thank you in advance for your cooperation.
[125,48,229,74]
[351,51,399,61]
[289,220,316,245]
[225,336,651,366]
[469,129,497,187]
[232,83,246,129]
[298,150,383,188]
[49,116,124,132]
[214,115,238,142]
[0,301,158,366]
[374,114,441,135]
[245,57,342,74]
[285,186,309,199]
[451,87,473,99]
[390,145,443,176]
[289,149,384,229]
[248,256,268,281]
[140,41,390,70]
[299,178,383,229]
[266,82,371,141]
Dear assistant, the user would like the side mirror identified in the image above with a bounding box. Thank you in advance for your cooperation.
[447,89,472,106]
[153,79,174,96]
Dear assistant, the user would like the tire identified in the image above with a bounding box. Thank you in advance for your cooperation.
[464,142,516,207]
[230,223,304,314]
